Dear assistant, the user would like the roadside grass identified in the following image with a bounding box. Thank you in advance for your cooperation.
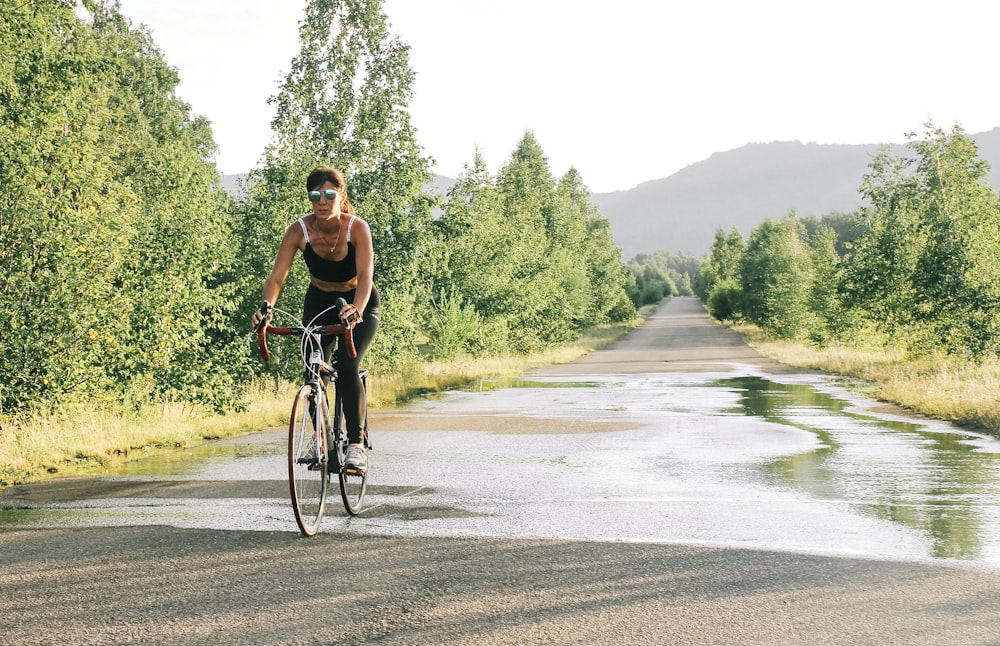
[737,324,1000,436]
[0,380,299,487]
[0,311,645,488]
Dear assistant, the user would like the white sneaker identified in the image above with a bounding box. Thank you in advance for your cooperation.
[343,445,367,471]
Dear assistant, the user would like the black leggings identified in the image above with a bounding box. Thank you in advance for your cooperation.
[303,284,380,444]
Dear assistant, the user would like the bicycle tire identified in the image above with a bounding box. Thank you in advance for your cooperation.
[339,464,367,515]
[288,384,328,536]
[336,375,368,515]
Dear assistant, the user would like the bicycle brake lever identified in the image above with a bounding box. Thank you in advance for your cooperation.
[253,301,272,334]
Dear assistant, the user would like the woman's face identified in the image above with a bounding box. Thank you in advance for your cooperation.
[309,180,342,218]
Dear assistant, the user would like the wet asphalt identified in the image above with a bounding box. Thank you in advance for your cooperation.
[2,297,1000,644]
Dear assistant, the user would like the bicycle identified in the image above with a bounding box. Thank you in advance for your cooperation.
[255,299,370,536]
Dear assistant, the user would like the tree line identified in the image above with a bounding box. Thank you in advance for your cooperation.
[624,251,701,305]
[0,0,634,417]
[695,124,1000,362]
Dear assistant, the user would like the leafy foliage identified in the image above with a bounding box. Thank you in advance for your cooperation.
[693,228,744,303]
[427,134,635,354]
[906,127,1000,357]
[739,215,815,339]
[424,289,483,360]
[706,278,742,321]
[625,251,701,307]
[0,1,240,414]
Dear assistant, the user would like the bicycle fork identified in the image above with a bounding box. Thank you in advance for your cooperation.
[301,389,329,471]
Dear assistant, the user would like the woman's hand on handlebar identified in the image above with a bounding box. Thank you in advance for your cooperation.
[339,302,362,326]
[251,301,272,332]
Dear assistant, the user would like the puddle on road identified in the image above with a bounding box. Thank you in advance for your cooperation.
[453,378,602,394]
[716,376,1000,560]
[104,432,283,478]
[485,377,601,388]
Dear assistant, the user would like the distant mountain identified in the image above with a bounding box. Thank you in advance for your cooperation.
[592,128,1000,259]
[426,173,455,198]
[218,172,249,200]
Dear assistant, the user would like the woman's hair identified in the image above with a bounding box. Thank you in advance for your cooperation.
[306,166,355,215]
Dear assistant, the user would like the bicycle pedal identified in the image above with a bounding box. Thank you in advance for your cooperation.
[342,467,365,476]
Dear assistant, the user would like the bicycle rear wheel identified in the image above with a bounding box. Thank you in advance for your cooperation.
[288,384,328,536]
[339,462,367,515]
[334,376,368,515]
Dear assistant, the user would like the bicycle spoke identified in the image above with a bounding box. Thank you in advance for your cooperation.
[288,385,327,536]
[336,378,369,515]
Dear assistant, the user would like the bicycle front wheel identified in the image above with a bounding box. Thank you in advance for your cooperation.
[288,384,328,536]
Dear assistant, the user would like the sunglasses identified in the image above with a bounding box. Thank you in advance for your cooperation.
[308,189,340,203]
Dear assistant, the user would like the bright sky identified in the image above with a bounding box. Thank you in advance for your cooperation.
[116,0,999,193]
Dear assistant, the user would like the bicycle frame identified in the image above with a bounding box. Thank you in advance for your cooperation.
[255,299,368,531]
[259,303,356,454]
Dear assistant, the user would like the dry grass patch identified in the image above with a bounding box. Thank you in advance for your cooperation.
[0,380,297,486]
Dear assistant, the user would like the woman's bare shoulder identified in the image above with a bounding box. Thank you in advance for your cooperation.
[351,214,372,234]
[282,216,309,245]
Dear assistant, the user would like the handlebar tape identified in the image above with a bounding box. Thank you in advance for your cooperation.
[255,302,273,361]
[339,325,357,359]
[334,298,358,359]
[256,325,356,363]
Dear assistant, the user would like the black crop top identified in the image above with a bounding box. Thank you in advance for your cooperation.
[299,217,358,283]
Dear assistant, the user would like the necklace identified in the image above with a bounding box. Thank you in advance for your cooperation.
[314,218,342,254]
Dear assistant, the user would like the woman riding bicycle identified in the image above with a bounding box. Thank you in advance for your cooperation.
[251,166,380,471]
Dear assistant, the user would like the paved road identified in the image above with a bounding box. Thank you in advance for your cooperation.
[2,297,999,645]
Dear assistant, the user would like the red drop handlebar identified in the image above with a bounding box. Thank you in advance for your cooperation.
[257,322,356,362]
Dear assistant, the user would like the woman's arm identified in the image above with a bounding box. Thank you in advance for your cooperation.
[348,218,375,317]
[252,222,302,326]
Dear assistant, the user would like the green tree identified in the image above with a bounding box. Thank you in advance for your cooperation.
[740,215,814,338]
[695,228,744,305]
[800,211,867,256]
[843,124,1000,358]
[428,150,515,353]
[841,146,924,334]
[908,125,1000,358]
[430,136,633,356]
[627,253,675,304]
[555,167,633,325]
[493,133,633,345]
[424,288,483,360]
[626,250,702,306]
[806,223,843,342]
[0,1,236,413]
[494,132,572,348]
[706,278,742,321]
[237,0,433,375]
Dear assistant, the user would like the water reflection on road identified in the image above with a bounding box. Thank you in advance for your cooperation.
[721,376,1000,561]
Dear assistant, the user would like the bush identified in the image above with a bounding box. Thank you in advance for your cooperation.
[707,278,742,321]
[425,290,483,360]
